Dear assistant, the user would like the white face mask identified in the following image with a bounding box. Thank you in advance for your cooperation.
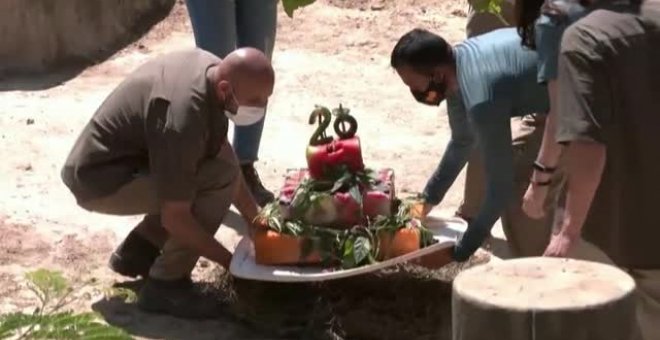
[224,106,266,126]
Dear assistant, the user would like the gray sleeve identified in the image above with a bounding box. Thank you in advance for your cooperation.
[453,101,514,261]
[422,96,475,205]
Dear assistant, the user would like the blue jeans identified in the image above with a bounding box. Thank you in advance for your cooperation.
[185,0,277,164]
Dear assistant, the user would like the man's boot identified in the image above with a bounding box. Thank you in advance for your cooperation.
[137,277,224,319]
[241,163,275,207]
[108,229,160,278]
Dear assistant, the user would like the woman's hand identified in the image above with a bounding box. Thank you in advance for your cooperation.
[543,232,577,258]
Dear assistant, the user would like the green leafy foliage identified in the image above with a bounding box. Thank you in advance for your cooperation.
[25,270,69,305]
[289,165,378,221]
[471,0,508,24]
[282,0,316,18]
[300,227,343,264]
[0,312,131,340]
[258,168,440,268]
[289,179,334,219]
[258,202,307,236]
[374,198,438,248]
[0,269,132,340]
[339,227,378,269]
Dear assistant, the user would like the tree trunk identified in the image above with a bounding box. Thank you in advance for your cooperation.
[452,257,639,340]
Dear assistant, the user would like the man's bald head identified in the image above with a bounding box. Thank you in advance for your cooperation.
[213,47,275,112]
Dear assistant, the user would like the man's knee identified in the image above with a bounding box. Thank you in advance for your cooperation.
[74,177,160,216]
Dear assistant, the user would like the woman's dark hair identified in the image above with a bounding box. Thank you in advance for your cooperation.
[515,0,546,49]
[390,28,454,74]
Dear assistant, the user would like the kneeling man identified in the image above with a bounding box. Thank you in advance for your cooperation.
[61,47,273,319]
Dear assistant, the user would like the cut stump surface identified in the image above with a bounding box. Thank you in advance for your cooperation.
[452,257,638,340]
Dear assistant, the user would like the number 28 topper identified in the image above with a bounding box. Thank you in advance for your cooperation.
[306,104,364,180]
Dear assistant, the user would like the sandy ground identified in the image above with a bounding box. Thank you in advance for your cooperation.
[0,0,508,338]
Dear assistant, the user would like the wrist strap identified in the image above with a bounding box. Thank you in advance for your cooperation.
[533,161,556,174]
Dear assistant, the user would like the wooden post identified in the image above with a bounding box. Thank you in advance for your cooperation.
[452,257,639,340]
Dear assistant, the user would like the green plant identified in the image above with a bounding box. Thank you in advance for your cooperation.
[338,226,379,269]
[259,202,306,236]
[258,201,337,264]
[289,179,333,219]
[257,184,437,270]
[259,199,380,269]
[374,199,437,248]
[289,165,378,220]
[300,226,344,264]
[0,269,131,340]
[471,0,509,25]
[282,0,317,18]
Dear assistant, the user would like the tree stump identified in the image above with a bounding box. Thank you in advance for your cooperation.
[452,257,638,340]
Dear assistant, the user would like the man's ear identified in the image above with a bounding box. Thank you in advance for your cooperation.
[216,80,231,99]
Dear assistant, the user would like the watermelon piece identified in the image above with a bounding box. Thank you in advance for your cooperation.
[306,136,365,180]
[363,168,395,219]
[333,191,362,227]
[278,168,395,228]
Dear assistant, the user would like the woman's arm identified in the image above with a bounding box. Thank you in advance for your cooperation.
[522,80,564,218]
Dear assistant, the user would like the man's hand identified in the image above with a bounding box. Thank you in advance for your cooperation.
[522,184,548,219]
[543,232,577,257]
[410,201,434,219]
[250,215,268,239]
[161,201,233,268]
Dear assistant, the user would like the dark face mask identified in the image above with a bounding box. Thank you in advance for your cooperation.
[411,76,447,106]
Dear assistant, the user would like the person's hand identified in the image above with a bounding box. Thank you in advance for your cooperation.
[413,246,455,269]
[543,232,577,257]
[410,201,434,219]
[248,215,268,240]
[522,183,548,219]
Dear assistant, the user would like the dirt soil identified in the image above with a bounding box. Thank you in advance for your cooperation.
[219,256,491,340]
[0,0,507,339]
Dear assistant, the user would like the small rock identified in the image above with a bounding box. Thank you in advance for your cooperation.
[26,118,34,125]
[371,3,385,10]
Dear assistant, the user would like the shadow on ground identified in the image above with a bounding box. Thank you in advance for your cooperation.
[91,279,266,340]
